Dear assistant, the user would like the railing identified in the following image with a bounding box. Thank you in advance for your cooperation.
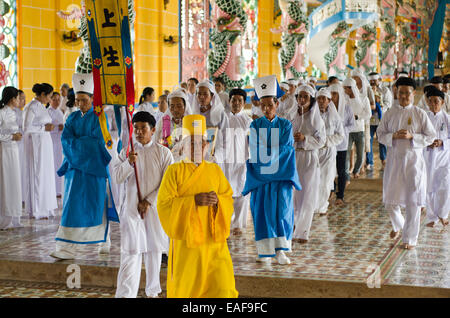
[308,0,379,40]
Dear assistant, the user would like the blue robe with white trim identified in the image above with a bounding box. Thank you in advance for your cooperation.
[242,115,301,256]
[56,107,118,244]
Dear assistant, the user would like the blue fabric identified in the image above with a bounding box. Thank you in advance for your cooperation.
[372,102,382,120]
[114,105,123,153]
[366,125,387,165]
[427,0,450,78]
[242,116,301,242]
[57,108,118,228]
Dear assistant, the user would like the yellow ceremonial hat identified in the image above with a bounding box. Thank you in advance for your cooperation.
[182,114,206,138]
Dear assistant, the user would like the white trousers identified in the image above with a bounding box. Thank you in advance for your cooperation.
[387,204,421,246]
[115,251,162,298]
[231,195,250,230]
[0,216,22,230]
[426,191,450,223]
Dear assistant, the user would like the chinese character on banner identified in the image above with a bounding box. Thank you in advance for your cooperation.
[85,0,135,149]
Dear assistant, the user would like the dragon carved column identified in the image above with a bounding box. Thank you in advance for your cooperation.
[355,23,377,73]
[379,21,396,80]
[271,0,308,81]
[324,21,350,79]
[206,0,247,88]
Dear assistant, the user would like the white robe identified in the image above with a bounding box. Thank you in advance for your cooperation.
[347,96,371,133]
[0,107,22,228]
[191,94,229,165]
[58,95,68,113]
[290,105,326,240]
[423,110,450,223]
[63,106,79,124]
[222,111,252,229]
[376,104,436,207]
[317,103,345,213]
[47,107,64,195]
[13,107,26,200]
[22,99,58,219]
[251,105,264,118]
[218,91,230,113]
[277,95,296,119]
[112,140,173,255]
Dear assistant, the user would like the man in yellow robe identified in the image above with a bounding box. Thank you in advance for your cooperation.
[157,114,238,298]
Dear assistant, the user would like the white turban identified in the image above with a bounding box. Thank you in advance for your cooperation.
[316,87,331,99]
[168,88,192,115]
[295,84,316,97]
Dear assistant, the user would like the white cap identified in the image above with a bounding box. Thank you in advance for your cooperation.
[317,88,331,99]
[368,74,380,81]
[287,78,298,86]
[168,88,188,102]
[253,75,282,99]
[72,73,94,95]
[342,78,356,87]
[196,80,216,94]
[280,82,290,90]
[295,85,316,97]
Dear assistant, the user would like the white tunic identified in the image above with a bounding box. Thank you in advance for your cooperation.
[112,141,173,255]
[317,104,345,213]
[63,106,79,124]
[336,102,355,151]
[222,111,252,196]
[136,102,165,124]
[277,95,296,119]
[291,105,326,239]
[423,110,450,194]
[47,107,64,195]
[251,105,264,118]
[347,96,371,133]
[13,107,26,199]
[376,104,437,207]
[22,99,58,218]
[0,107,22,218]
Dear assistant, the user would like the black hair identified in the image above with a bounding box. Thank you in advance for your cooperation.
[327,76,338,84]
[52,92,60,97]
[214,77,226,87]
[18,89,24,95]
[66,88,75,108]
[368,72,379,76]
[429,76,443,84]
[32,83,53,96]
[229,88,247,101]
[423,85,434,95]
[0,86,19,109]
[426,86,445,100]
[132,111,156,128]
[139,87,155,105]
[188,77,199,84]
[395,77,416,90]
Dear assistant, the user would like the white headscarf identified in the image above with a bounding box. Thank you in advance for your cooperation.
[167,88,192,117]
[295,84,316,97]
[317,88,341,122]
[350,69,370,98]
[191,80,225,126]
[328,83,346,119]
[342,78,362,105]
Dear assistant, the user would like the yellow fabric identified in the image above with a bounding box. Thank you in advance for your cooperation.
[157,160,238,298]
[98,112,113,149]
[182,114,206,138]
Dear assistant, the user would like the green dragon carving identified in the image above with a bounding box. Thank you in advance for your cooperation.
[208,0,247,88]
[277,1,309,80]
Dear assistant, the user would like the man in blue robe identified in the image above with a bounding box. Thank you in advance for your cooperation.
[242,75,301,265]
[50,73,119,260]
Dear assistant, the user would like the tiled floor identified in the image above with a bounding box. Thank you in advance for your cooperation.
[0,140,448,297]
